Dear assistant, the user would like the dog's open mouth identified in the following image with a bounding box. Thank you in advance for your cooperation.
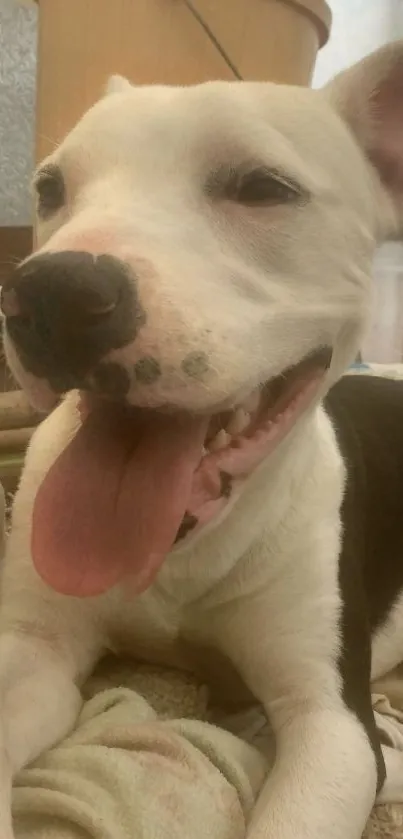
[31,347,331,598]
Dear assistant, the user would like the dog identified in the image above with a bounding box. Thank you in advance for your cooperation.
[1,39,403,839]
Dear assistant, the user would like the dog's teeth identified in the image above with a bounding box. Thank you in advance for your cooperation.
[209,429,231,452]
[227,408,249,435]
[243,393,260,414]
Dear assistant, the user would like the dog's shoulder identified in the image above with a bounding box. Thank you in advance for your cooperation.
[325,374,403,632]
[325,374,403,496]
[326,373,403,440]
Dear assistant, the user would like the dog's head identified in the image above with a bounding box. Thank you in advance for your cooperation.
[4,43,403,597]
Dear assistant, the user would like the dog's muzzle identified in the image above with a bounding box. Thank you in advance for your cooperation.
[1,251,144,392]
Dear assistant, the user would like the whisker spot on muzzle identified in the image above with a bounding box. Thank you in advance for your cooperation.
[181,351,210,380]
[133,356,162,385]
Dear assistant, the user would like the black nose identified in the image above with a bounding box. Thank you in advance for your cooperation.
[1,251,144,391]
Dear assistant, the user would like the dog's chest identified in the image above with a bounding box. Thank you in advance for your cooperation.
[106,588,253,705]
[107,587,184,666]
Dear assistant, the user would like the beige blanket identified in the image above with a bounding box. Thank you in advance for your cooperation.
[12,658,269,839]
[7,653,403,839]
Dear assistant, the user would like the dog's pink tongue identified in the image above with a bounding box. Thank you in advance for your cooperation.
[32,405,206,597]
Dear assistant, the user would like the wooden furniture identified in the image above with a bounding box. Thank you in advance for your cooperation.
[35,0,331,159]
[0,225,32,391]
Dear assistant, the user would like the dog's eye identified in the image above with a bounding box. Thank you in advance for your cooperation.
[34,165,65,219]
[235,168,303,206]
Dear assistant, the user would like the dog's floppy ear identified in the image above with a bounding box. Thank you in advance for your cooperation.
[326,40,403,237]
[105,75,133,96]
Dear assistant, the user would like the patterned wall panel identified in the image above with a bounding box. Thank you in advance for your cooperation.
[0,0,37,225]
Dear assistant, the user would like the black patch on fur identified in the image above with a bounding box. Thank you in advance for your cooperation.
[133,356,161,384]
[326,376,403,631]
[175,513,198,544]
[181,351,209,379]
[220,471,232,498]
[324,374,403,793]
[4,251,145,392]
[91,362,131,398]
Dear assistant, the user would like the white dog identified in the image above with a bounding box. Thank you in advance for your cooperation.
[1,40,403,839]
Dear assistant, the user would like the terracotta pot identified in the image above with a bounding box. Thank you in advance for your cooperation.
[35,0,331,160]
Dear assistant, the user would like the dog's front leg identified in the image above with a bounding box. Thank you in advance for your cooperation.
[246,705,376,839]
[206,520,379,839]
[0,630,87,838]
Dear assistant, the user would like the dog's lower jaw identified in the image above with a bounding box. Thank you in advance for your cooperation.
[2,330,57,414]
[176,371,327,545]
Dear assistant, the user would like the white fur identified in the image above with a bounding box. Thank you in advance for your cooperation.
[2,42,403,839]
[105,74,134,96]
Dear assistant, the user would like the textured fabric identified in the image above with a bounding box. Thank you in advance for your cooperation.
[9,653,403,839]
[348,362,403,379]
[11,659,268,839]
[0,0,37,224]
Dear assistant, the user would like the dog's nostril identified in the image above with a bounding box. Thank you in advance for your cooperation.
[78,290,119,322]
[70,273,121,321]
[0,286,21,318]
[87,299,118,317]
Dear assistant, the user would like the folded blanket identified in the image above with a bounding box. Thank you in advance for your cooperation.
[8,651,403,839]
[12,658,269,839]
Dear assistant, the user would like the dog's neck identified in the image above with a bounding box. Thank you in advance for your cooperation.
[156,400,337,603]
